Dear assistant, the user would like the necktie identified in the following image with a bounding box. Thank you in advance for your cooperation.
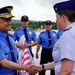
[6,34,17,62]
[23,29,33,57]
[48,31,52,50]
[24,29,28,43]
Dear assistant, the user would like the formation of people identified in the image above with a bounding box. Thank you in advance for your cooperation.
[0,0,75,75]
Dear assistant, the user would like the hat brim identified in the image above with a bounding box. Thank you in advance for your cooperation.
[45,23,52,25]
[0,13,14,18]
[21,19,29,21]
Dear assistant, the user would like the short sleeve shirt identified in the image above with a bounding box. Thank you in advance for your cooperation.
[53,22,75,75]
[0,31,18,75]
[38,30,56,49]
[13,27,37,50]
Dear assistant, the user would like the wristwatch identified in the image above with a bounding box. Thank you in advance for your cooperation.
[42,64,45,70]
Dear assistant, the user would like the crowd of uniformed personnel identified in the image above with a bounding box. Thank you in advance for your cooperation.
[0,0,75,75]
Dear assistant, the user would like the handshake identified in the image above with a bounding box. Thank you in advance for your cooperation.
[25,64,43,75]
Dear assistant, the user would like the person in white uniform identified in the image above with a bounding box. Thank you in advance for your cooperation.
[31,0,75,75]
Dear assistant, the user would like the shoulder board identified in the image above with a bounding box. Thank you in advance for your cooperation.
[52,30,56,33]
[64,27,72,32]
[8,33,13,37]
[40,31,44,34]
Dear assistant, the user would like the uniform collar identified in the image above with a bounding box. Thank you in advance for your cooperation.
[22,27,29,31]
[46,30,51,32]
[0,30,7,38]
[65,22,75,30]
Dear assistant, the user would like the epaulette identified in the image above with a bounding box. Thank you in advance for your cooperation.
[64,27,72,32]
[52,30,56,33]
[8,33,13,37]
[40,31,44,34]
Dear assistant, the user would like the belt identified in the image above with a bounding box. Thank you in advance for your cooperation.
[42,47,50,50]
[42,47,52,50]
[13,74,17,75]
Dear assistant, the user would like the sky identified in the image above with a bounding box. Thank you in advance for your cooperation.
[0,0,68,22]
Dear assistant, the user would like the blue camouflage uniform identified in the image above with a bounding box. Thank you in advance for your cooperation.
[13,27,37,51]
[0,31,18,75]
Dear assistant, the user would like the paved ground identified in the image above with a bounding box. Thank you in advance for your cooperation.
[32,30,51,75]
[32,46,50,75]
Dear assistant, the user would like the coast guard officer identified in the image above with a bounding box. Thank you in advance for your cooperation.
[35,20,56,75]
[33,0,75,75]
[0,6,36,75]
[13,15,37,58]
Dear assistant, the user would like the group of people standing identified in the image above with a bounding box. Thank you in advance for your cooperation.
[0,0,75,75]
[13,15,59,75]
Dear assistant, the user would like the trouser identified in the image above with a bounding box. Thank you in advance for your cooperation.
[39,48,55,75]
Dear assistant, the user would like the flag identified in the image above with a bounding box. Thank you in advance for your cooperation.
[18,35,34,75]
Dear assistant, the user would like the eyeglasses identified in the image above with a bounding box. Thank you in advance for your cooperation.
[1,18,11,22]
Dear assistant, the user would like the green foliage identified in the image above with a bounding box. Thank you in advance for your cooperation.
[12,19,57,30]
[28,21,44,30]
[12,23,21,30]
[52,22,57,29]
